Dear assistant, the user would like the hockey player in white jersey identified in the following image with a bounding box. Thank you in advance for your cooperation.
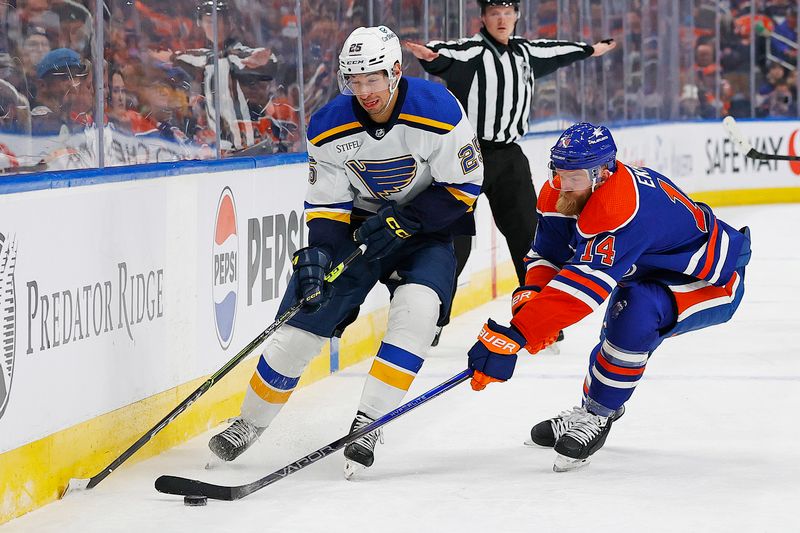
[209,25,484,478]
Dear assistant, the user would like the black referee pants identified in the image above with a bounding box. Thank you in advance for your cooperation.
[441,141,538,326]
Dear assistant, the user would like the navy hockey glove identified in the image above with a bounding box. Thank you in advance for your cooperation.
[511,285,542,316]
[467,319,526,391]
[353,203,421,262]
[292,247,333,313]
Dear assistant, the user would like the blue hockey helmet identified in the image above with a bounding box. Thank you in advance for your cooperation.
[549,122,617,191]
[550,122,617,172]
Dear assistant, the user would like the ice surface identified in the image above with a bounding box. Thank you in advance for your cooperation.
[3,204,798,533]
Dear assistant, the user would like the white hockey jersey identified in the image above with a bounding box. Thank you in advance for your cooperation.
[303,76,484,252]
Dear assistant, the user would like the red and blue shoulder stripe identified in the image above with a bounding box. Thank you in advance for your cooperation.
[549,264,616,310]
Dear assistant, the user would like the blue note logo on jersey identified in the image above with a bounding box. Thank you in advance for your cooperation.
[347,155,418,200]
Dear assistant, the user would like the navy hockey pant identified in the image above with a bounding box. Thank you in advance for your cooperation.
[277,236,457,338]
[583,269,747,417]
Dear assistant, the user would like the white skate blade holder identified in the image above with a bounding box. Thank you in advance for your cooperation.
[553,453,591,472]
[344,459,367,480]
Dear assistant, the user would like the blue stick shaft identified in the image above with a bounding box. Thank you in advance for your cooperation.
[155,368,473,500]
[73,246,366,493]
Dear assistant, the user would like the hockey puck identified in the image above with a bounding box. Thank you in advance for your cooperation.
[183,495,207,507]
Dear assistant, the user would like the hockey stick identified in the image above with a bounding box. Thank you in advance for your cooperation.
[63,244,366,497]
[154,368,472,501]
[722,115,800,161]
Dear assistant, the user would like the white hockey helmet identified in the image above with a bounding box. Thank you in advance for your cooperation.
[337,26,402,96]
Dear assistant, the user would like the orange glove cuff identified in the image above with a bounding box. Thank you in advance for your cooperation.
[525,332,560,355]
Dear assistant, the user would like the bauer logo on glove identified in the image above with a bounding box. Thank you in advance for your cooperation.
[511,285,541,315]
[478,323,523,354]
[511,289,534,308]
[468,319,528,391]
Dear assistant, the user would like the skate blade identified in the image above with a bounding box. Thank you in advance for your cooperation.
[553,454,590,472]
[523,439,551,448]
[62,477,90,497]
[344,459,366,480]
[205,456,225,470]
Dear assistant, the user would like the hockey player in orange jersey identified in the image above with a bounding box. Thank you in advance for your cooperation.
[466,122,751,471]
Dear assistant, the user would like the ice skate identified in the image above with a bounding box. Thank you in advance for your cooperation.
[343,411,383,480]
[208,417,265,462]
[552,408,615,472]
[525,404,623,448]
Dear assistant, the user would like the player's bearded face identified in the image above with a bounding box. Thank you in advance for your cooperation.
[556,189,592,216]
[551,165,607,215]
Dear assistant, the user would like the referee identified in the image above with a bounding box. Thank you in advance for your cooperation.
[407,0,616,341]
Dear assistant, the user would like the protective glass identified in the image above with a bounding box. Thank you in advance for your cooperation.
[337,70,391,96]
[44,64,90,85]
[44,64,91,105]
[547,162,593,191]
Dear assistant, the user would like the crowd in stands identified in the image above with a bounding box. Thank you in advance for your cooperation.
[1,0,301,171]
[0,0,798,175]
[686,0,798,120]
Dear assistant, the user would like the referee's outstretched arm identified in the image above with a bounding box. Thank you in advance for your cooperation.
[406,37,616,79]
[406,34,616,144]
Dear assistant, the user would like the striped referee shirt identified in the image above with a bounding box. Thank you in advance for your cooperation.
[421,27,593,144]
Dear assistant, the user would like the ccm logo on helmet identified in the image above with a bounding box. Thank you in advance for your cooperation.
[478,325,521,353]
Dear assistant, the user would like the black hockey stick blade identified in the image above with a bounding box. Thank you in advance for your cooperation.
[722,115,800,162]
[64,245,366,497]
[154,369,471,501]
[155,475,236,501]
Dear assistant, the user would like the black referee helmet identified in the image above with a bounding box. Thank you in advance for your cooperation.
[197,0,230,18]
[477,0,520,12]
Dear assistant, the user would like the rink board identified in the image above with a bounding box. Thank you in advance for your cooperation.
[0,119,799,524]
[522,118,800,205]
